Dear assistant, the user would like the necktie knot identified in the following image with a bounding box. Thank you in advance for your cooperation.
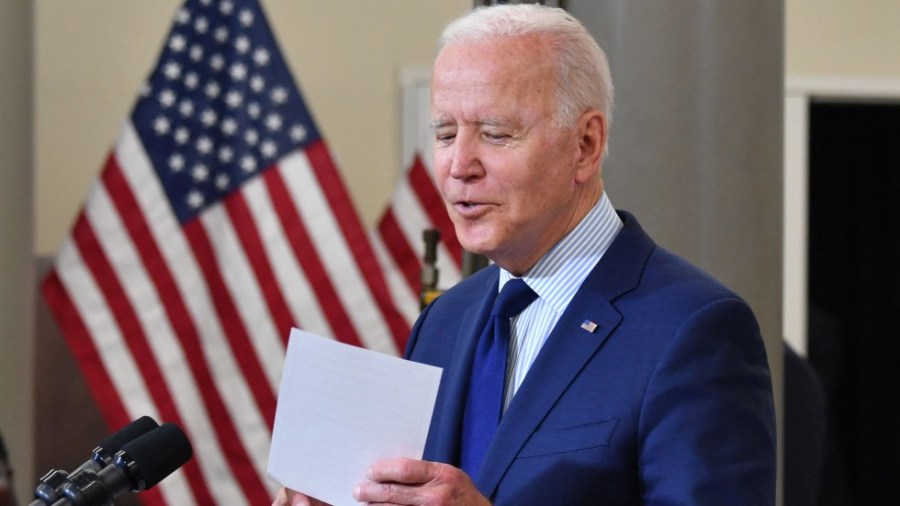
[493,278,537,319]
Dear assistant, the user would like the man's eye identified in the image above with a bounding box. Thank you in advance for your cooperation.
[485,132,509,141]
[436,133,456,144]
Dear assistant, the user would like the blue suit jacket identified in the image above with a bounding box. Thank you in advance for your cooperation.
[405,212,776,505]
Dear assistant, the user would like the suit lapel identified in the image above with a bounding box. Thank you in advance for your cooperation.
[475,211,656,497]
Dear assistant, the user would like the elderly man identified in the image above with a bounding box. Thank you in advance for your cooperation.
[276,4,775,505]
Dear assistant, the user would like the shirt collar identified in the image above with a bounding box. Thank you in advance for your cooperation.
[499,192,623,314]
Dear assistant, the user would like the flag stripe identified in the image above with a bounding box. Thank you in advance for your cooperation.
[102,154,270,504]
[230,175,299,341]
[262,163,365,348]
[201,200,285,391]
[304,143,410,350]
[183,218,278,427]
[246,170,333,338]
[377,209,421,298]
[407,156,463,267]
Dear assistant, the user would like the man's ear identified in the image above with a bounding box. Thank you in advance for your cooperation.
[573,110,606,184]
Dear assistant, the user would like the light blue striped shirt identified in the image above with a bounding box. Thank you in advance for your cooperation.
[499,192,623,410]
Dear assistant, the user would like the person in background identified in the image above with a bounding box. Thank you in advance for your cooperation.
[275,4,775,505]
[0,431,18,506]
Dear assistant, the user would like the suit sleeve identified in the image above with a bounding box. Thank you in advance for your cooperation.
[638,297,777,505]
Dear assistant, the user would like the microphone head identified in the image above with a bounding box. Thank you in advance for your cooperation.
[115,422,193,490]
[94,416,159,464]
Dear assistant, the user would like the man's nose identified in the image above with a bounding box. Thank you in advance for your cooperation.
[448,133,484,180]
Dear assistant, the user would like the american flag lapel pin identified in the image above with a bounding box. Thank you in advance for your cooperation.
[580,319,598,333]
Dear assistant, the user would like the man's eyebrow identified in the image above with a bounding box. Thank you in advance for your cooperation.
[429,118,512,130]
[429,119,452,130]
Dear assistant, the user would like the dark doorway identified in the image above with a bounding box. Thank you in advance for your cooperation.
[808,101,900,505]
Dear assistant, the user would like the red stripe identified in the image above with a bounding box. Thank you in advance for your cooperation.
[262,167,363,347]
[377,209,420,298]
[183,217,277,428]
[41,268,132,431]
[70,211,214,506]
[224,187,297,343]
[407,155,463,267]
[304,142,411,350]
[103,156,272,504]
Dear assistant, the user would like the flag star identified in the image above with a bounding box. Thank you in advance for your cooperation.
[196,136,213,154]
[189,44,204,62]
[290,124,308,142]
[264,113,282,132]
[229,62,248,81]
[235,36,250,54]
[153,116,170,135]
[169,153,185,172]
[186,189,205,209]
[159,89,176,108]
[163,61,182,80]
[199,0,212,6]
[245,128,259,145]
[169,34,187,52]
[215,173,230,190]
[239,9,254,27]
[192,163,210,182]
[201,109,218,127]
[175,8,190,24]
[221,117,238,135]
[174,127,190,144]
[210,54,225,72]
[252,48,270,66]
[214,26,229,43]
[184,72,199,89]
[225,90,243,108]
[194,16,209,34]
[250,75,265,93]
[204,81,221,99]
[179,99,194,117]
[240,155,256,173]
[218,145,234,163]
[220,0,234,15]
[247,102,261,119]
[260,139,277,158]
[270,86,288,104]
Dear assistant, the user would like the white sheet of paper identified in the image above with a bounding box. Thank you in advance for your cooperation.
[267,328,443,506]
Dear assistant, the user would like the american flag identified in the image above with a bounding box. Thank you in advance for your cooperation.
[41,0,409,504]
[372,154,463,325]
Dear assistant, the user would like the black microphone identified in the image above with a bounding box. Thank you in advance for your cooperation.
[31,416,159,505]
[51,422,193,506]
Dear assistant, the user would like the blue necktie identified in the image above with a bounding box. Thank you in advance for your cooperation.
[460,278,538,478]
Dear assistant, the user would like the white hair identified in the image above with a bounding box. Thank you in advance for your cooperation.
[437,4,614,130]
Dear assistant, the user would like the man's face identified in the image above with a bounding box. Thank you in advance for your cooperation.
[431,35,600,274]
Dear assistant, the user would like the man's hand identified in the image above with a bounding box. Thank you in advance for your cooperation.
[353,458,491,506]
[272,487,330,506]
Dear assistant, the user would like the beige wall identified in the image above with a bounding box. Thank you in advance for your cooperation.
[33,0,470,256]
[786,0,900,78]
[0,0,35,498]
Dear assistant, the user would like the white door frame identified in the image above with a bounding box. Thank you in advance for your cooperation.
[782,77,900,355]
